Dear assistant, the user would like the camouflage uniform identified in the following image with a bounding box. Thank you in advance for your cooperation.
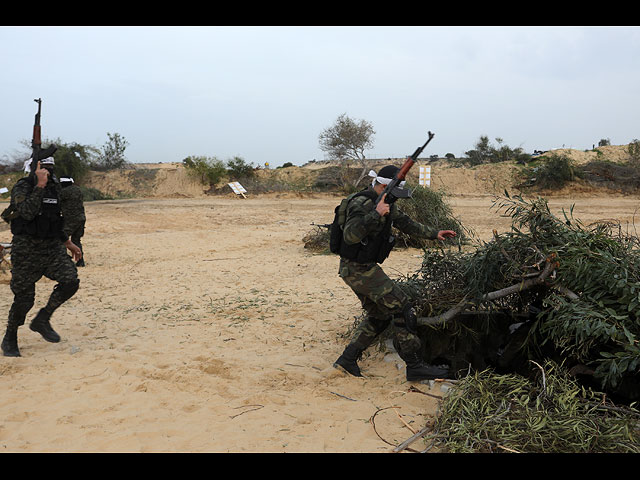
[334,186,450,380]
[60,182,86,266]
[1,175,80,356]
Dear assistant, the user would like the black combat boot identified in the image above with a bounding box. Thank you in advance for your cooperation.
[1,328,21,357]
[401,352,450,382]
[29,309,61,343]
[333,343,366,377]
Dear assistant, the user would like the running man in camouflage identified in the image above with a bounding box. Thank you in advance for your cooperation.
[333,165,457,381]
[60,177,86,266]
[1,158,82,357]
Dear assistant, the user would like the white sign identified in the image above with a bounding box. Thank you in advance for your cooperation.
[228,182,247,198]
[0,187,8,194]
[418,165,431,187]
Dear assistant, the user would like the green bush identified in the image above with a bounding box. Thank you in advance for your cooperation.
[79,186,114,201]
[522,153,576,189]
[394,183,470,248]
[463,136,530,166]
[93,132,129,170]
[51,141,94,184]
[226,156,255,178]
[182,156,227,186]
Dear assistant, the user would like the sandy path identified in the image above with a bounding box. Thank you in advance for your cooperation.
[0,192,638,452]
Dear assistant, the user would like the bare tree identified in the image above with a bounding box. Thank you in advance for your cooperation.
[318,113,375,188]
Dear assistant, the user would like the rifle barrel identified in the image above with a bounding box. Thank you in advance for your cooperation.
[30,98,43,172]
[375,131,435,204]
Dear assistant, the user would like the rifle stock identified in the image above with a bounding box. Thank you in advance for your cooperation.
[375,131,435,205]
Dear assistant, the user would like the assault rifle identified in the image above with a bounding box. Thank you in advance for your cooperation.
[31,98,42,171]
[376,131,435,205]
[28,98,57,173]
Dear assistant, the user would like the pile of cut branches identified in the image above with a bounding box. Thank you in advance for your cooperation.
[394,183,470,248]
[427,361,640,453]
[399,192,640,399]
[302,224,331,254]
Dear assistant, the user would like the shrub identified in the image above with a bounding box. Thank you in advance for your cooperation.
[522,153,576,189]
[182,156,227,186]
[628,139,640,165]
[226,156,255,179]
[51,141,94,184]
[79,186,114,201]
[93,132,129,170]
[464,136,529,166]
[394,184,470,248]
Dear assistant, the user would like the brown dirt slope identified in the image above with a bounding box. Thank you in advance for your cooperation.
[81,145,633,199]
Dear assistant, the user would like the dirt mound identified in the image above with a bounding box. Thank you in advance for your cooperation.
[83,163,210,198]
[79,145,636,200]
[539,144,632,165]
[83,161,522,199]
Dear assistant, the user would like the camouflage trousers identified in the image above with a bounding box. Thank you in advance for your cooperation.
[6,235,79,331]
[339,257,421,357]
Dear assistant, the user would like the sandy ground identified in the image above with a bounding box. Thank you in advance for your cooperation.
[1,191,639,453]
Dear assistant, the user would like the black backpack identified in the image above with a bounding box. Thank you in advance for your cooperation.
[328,189,379,255]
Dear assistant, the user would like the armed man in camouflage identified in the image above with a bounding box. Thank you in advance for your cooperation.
[60,177,86,267]
[1,156,82,357]
[333,165,457,381]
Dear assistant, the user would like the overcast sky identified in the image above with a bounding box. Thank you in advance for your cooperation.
[2,26,639,167]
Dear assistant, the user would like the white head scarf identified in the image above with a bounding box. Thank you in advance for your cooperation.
[368,169,406,188]
[23,156,55,173]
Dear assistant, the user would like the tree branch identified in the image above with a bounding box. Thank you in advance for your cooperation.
[417,254,559,327]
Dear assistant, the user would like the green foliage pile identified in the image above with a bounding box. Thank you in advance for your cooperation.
[394,183,470,248]
[431,362,640,453]
[400,192,640,397]
[495,193,640,391]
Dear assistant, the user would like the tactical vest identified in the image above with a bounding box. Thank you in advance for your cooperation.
[330,189,395,264]
[9,178,64,239]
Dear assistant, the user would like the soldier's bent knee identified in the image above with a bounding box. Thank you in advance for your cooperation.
[369,316,391,334]
[57,280,80,301]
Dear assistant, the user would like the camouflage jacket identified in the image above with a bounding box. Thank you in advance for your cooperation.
[60,184,86,236]
[342,188,438,246]
[7,176,83,242]
[9,177,48,224]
